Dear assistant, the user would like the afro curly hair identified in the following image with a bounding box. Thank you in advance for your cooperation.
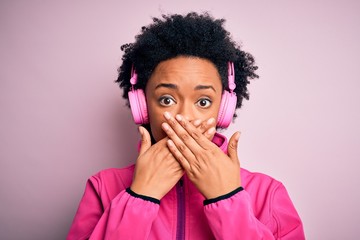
[116,12,258,118]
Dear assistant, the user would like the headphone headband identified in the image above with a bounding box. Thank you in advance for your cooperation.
[130,65,138,85]
[228,62,236,92]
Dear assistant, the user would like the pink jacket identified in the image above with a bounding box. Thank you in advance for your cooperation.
[67,134,305,239]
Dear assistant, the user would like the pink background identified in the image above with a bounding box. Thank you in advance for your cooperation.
[1,0,359,239]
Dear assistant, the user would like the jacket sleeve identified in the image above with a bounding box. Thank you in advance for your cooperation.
[67,177,159,240]
[203,184,305,240]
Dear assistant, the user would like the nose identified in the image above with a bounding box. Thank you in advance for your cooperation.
[177,102,196,123]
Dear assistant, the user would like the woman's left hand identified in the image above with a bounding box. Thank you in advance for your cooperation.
[161,112,242,199]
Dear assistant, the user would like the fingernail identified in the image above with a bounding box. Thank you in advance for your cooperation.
[167,139,175,147]
[193,119,201,126]
[207,127,216,135]
[175,114,182,121]
[235,131,241,141]
[138,126,144,135]
[207,118,215,125]
[164,111,171,120]
[162,122,169,130]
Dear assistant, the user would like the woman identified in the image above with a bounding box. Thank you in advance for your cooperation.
[67,12,305,239]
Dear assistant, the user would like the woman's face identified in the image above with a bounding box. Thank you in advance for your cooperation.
[145,56,223,142]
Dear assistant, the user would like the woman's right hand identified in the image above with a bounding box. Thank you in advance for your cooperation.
[130,119,215,200]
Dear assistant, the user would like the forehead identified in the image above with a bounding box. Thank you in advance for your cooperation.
[146,57,222,89]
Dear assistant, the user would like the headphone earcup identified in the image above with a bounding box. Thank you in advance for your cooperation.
[128,89,149,124]
[217,90,237,128]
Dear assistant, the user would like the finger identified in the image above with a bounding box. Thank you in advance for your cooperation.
[192,119,202,127]
[162,121,198,162]
[227,131,241,163]
[197,117,215,133]
[163,112,202,149]
[173,113,215,150]
[194,118,216,140]
[166,139,191,171]
[138,126,151,156]
[163,111,211,152]
[202,119,217,140]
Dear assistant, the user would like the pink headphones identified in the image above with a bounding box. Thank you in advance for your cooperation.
[128,62,237,128]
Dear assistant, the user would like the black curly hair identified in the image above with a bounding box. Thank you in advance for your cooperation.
[116,12,258,118]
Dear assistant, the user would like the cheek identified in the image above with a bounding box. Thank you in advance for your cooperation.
[147,103,167,141]
[209,97,222,119]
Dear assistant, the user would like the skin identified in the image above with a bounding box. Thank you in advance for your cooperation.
[130,56,241,199]
[146,56,223,142]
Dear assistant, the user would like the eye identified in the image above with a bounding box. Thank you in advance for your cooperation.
[196,98,212,108]
[159,95,176,106]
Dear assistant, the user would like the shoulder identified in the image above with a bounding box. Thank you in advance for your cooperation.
[75,165,136,215]
[241,168,282,186]
[92,165,135,179]
[89,165,135,192]
[240,168,284,200]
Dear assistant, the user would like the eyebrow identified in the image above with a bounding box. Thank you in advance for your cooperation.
[194,85,216,92]
[155,83,216,92]
[155,83,178,90]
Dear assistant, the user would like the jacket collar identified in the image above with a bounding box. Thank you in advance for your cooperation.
[212,132,228,153]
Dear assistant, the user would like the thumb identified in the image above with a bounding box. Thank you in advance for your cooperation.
[227,131,241,162]
[138,126,151,155]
